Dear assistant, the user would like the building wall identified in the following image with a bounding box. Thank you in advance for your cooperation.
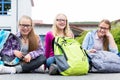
[18,0,32,21]
[34,24,97,36]
[0,0,32,34]
[0,0,17,33]
[79,26,98,30]
[34,26,52,35]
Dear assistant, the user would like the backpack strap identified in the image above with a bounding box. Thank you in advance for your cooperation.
[54,37,68,60]
[52,38,55,52]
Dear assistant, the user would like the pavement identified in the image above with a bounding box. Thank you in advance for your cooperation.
[0,73,120,80]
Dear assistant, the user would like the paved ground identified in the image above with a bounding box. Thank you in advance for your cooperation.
[0,73,120,80]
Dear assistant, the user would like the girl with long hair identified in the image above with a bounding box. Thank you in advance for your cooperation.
[45,13,74,75]
[0,15,46,73]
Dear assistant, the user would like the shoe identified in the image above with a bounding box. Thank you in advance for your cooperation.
[49,64,58,75]
[0,65,16,74]
[34,64,45,73]
[4,57,20,66]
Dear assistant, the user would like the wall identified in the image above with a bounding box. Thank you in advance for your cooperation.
[18,0,32,21]
[34,26,52,35]
[0,0,32,34]
[0,0,17,33]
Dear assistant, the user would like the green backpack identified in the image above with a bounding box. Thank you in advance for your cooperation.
[54,37,89,76]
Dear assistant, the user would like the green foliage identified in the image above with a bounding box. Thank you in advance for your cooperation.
[75,30,88,45]
[111,25,120,51]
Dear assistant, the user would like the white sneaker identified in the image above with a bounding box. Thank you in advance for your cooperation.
[0,65,16,74]
[34,64,45,73]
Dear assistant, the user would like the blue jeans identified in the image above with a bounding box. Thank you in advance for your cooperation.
[46,56,55,68]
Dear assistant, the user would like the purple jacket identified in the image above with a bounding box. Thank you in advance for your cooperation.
[1,32,44,59]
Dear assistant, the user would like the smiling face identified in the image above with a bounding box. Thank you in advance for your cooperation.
[19,17,32,36]
[55,14,67,30]
[97,20,111,37]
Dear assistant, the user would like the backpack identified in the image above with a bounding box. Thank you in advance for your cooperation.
[0,30,21,66]
[53,37,89,76]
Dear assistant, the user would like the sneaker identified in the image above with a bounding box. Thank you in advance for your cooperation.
[4,57,20,66]
[34,64,45,73]
[0,65,16,74]
[49,64,58,75]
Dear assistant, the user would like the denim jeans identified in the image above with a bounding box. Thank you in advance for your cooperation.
[46,56,55,68]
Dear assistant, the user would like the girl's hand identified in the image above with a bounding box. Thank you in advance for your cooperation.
[14,50,23,59]
[23,54,31,63]
[105,30,112,38]
[88,49,96,53]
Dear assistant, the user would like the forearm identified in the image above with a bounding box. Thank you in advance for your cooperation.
[29,48,44,59]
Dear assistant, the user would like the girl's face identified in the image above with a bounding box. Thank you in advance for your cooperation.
[56,15,67,30]
[98,22,110,37]
[19,18,32,36]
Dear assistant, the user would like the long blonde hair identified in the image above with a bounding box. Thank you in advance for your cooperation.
[52,13,73,38]
[19,15,39,52]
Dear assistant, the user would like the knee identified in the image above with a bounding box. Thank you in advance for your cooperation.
[39,54,46,64]
[46,57,55,67]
